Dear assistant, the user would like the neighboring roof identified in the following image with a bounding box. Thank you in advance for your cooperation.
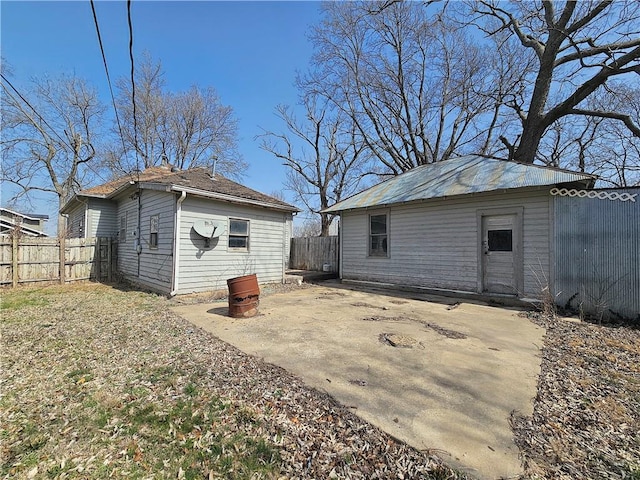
[63,166,299,213]
[323,155,596,213]
[1,207,49,221]
[0,219,48,237]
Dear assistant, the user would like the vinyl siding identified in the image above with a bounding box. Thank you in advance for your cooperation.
[136,190,175,293]
[177,196,290,294]
[116,196,139,279]
[340,189,551,298]
[87,199,118,238]
[66,203,87,238]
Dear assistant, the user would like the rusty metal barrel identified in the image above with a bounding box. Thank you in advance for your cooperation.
[227,274,260,318]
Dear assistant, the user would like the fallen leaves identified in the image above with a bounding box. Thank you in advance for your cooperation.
[1,284,465,479]
[513,315,640,479]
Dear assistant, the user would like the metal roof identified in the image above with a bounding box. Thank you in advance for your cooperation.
[323,156,596,212]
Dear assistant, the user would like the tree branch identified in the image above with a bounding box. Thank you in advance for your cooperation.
[568,108,640,137]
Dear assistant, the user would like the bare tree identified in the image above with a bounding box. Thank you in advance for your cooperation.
[259,96,368,236]
[586,83,640,186]
[468,0,640,164]
[304,1,510,174]
[1,73,105,234]
[293,217,323,238]
[111,54,246,178]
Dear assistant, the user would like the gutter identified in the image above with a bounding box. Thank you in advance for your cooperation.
[170,190,187,296]
[168,185,298,212]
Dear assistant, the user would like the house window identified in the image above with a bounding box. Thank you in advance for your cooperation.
[78,215,85,238]
[369,213,388,257]
[119,214,127,243]
[149,215,159,249]
[228,218,249,250]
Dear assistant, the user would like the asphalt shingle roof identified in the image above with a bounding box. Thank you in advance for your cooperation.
[77,166,298,212]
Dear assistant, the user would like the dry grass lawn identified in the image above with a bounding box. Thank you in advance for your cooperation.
[2,282,638,479]
[1,283,461,479]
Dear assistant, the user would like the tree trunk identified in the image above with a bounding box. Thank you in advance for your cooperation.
[513,120,548,164]
[320,213,332,237]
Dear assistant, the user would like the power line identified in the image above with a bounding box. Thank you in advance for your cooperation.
[0,73,73,152]
[89,0,127,158]
[1,73,111,185]
[127,0,141,174]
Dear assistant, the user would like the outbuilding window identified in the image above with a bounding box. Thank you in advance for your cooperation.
[369,213,388,257]
[229,218,249,250]
[149,215,159,249]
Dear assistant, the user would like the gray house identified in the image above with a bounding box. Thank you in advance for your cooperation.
[324,156,596,301]
[61,165,298,295]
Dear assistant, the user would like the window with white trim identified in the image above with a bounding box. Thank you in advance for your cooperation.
[119,213,127,243]
[78,215,85,238]
[228,218,249,250]
[369,213,388,257]
[149,214,159,249]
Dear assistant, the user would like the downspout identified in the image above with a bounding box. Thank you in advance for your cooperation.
[338,216,343,280]
[282,213,287,283]
[83,200,89,239]
[136,188,142,277]
[170,190,187,296]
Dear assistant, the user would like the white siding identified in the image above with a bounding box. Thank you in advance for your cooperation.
[66,203,87,238]
[87,199,118,238]
[137,190,175,293]
[177,196,289,294]
[341,189,551,298]
[116,196,139,279]
[115,190,175,293]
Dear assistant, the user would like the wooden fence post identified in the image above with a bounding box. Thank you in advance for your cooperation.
[59,236,66,285]
[107,237,113,282]
[12,233,18,288]
[95,237,102,281]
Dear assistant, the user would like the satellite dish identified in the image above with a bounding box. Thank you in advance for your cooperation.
[193,220,224,248]
[193,219,223,238]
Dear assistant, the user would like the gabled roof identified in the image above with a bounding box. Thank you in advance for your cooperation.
[62,166,298,213]
[79,166,173,196]
[323,155,596,213]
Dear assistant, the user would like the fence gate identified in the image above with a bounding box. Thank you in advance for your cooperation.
[289,236,339,272]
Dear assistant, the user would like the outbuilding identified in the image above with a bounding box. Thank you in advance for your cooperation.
[324,155,596,301]
[61,165,298,295]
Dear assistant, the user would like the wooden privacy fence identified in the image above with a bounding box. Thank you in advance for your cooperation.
[289,236,339,272]
[0,235,117,287]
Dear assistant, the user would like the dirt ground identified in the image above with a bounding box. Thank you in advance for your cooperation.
[173,280,545,480]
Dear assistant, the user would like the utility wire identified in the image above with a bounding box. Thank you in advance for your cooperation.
[0,73,73,152]
[1,73,111,185]
[89,0,127,158]
[127,0,141,176]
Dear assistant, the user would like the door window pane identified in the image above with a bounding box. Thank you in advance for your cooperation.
[488,229,512,252]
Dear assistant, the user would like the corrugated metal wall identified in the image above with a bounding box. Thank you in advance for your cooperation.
[553,188,639,320]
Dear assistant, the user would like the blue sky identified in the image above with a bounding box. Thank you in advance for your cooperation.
[1,0,323,233]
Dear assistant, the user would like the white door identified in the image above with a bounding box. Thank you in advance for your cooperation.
[482,214,517,294]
